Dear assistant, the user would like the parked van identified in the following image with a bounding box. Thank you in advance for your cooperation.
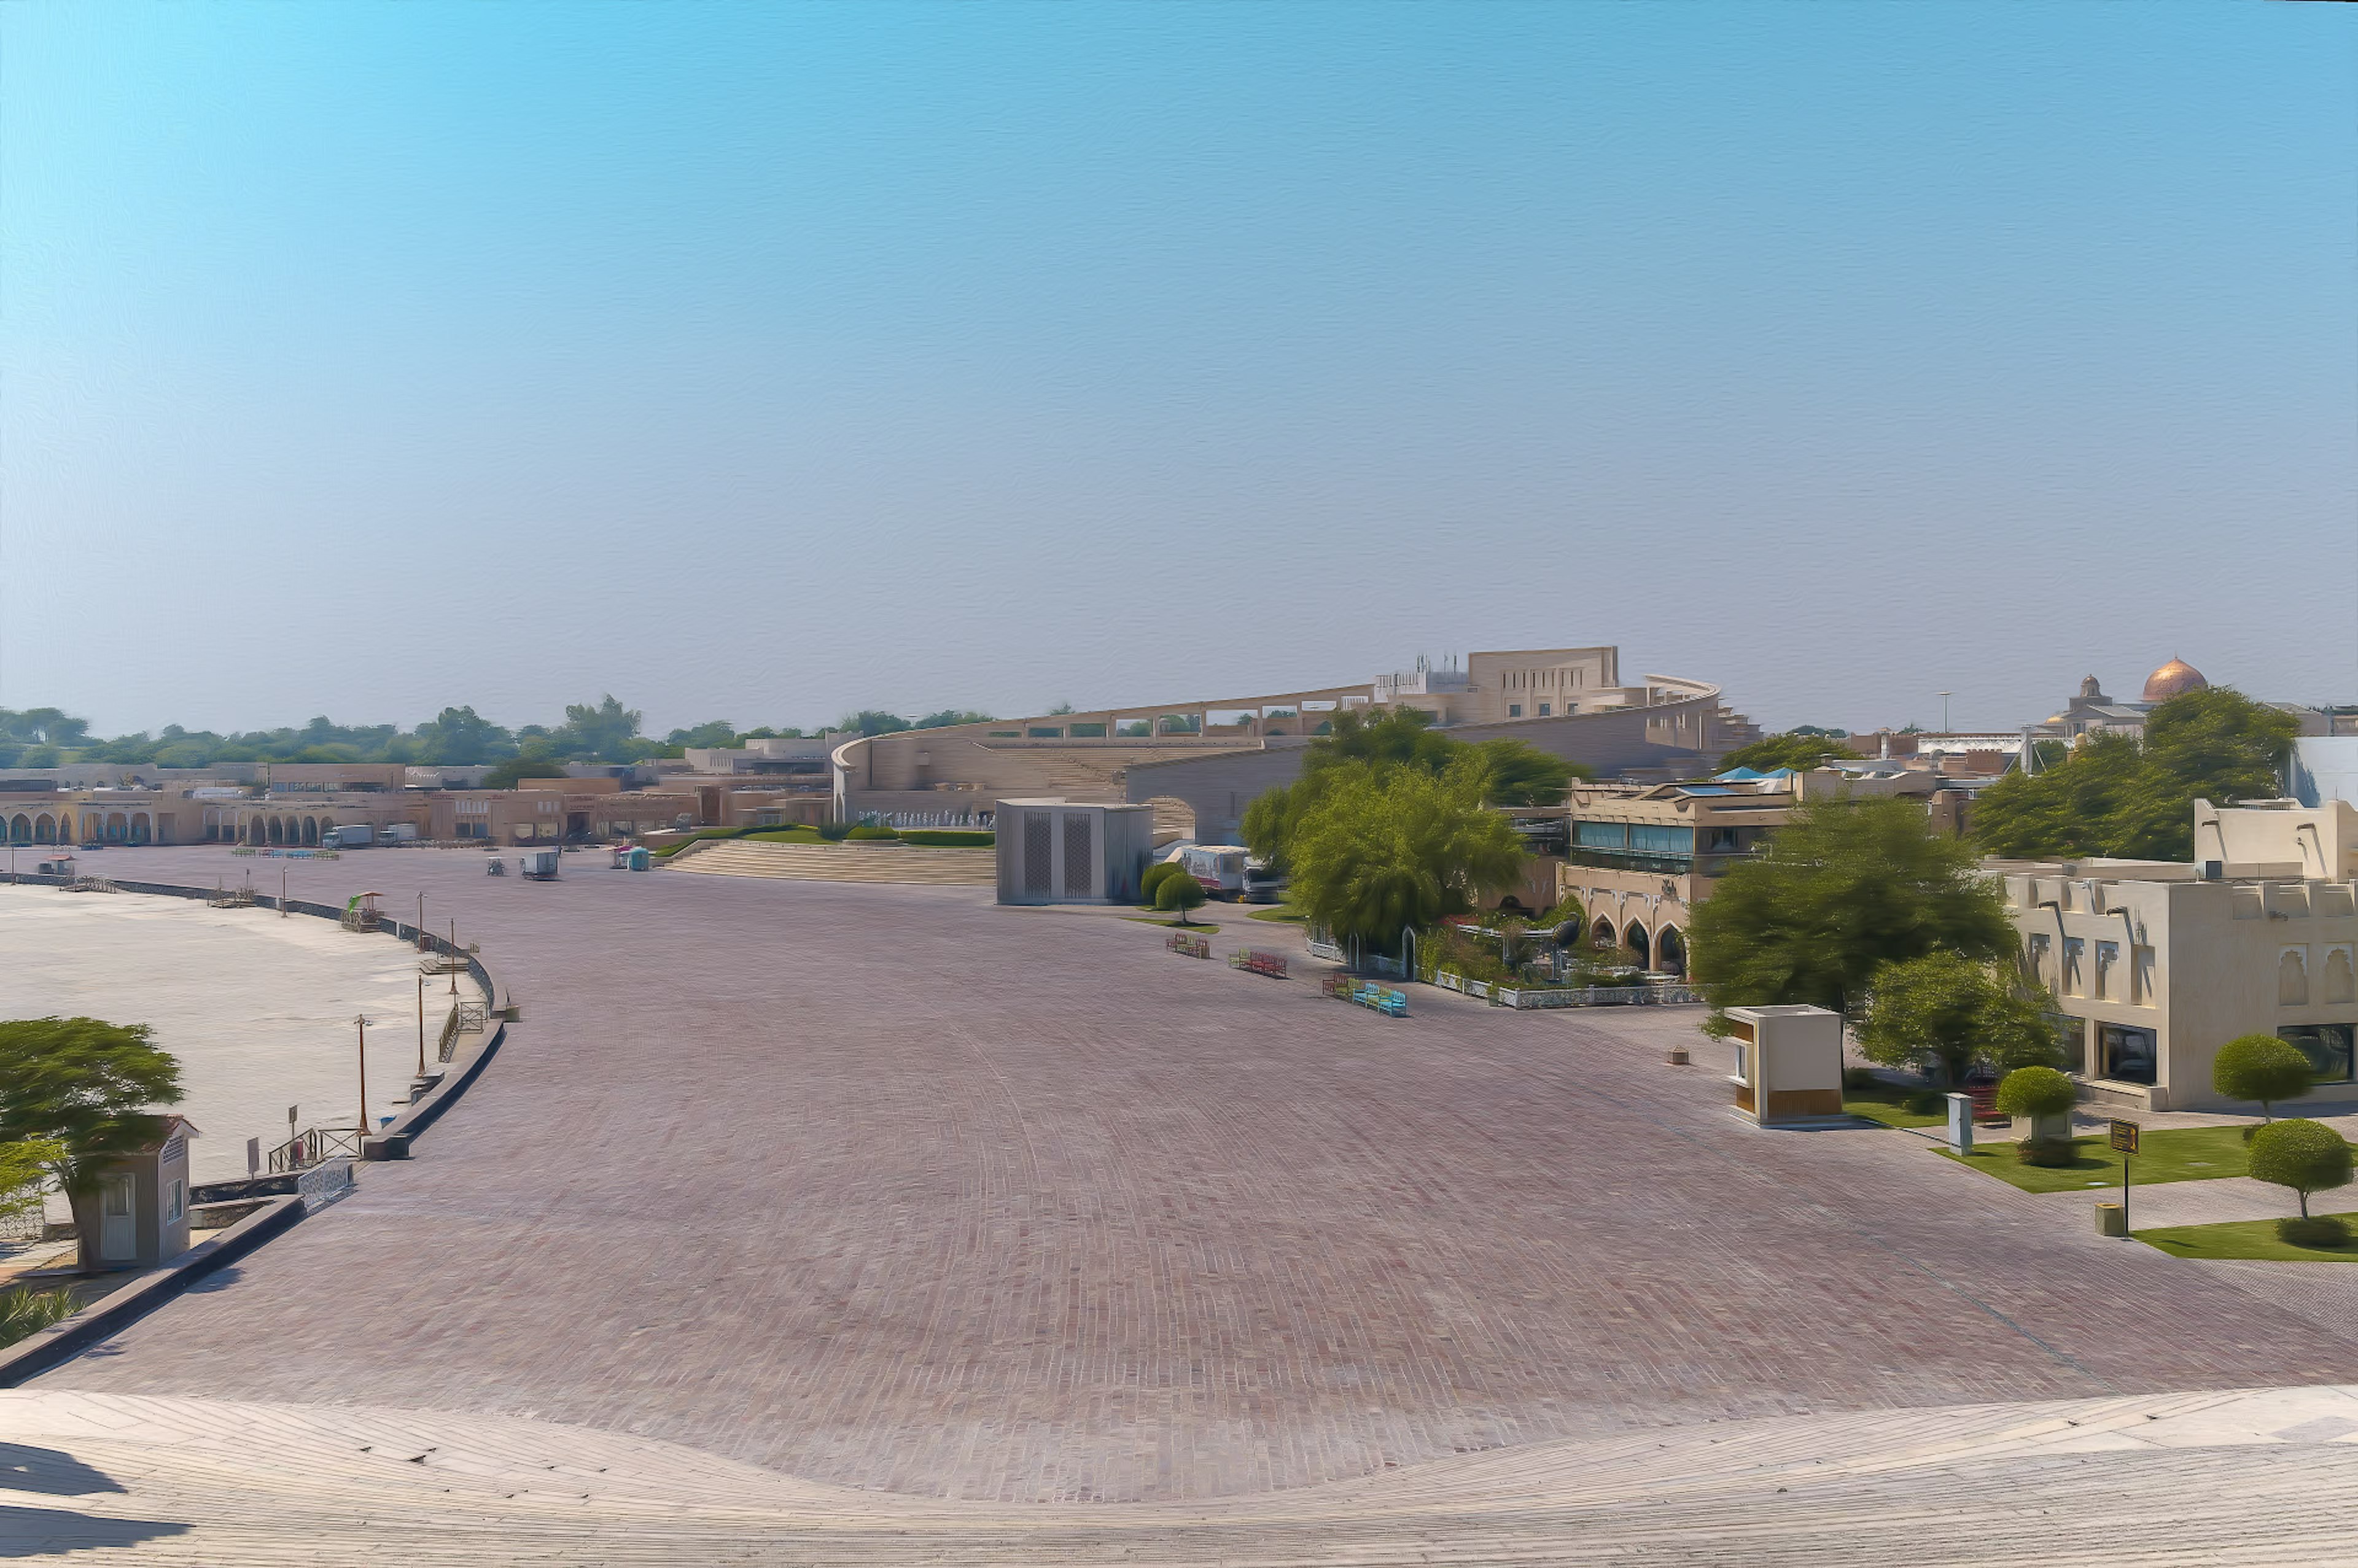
[1242,861,1288,904]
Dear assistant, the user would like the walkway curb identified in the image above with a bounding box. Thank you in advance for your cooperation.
[0,1195,305,1388]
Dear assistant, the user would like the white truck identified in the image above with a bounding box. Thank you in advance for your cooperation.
[1180,844,1251,899]
[323,824,373,848]
[377,822,419,845]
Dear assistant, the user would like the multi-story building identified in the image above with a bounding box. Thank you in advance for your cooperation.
[1999,798,2358,1112]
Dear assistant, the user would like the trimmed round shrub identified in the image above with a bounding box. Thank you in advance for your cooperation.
[2213,1034,2314,1116]
[1139,861,1188,906]
[2249,1118,2354,1217]
[2015,1136,2079,1168]
[2279,1215,2351,1248]
[1994,1066,2077,1120]
[1155,874,1207,920]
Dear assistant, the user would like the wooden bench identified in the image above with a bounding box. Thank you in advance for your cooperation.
[1165,931,1212,960]
[1228,949,1288,979]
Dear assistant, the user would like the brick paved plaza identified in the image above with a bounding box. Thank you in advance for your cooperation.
[28,847,2358,1504]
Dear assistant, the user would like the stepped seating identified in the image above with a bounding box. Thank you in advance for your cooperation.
[664,840,996,887]
[9,1386,2358,1563]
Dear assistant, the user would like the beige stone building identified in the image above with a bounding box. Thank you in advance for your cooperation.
[1999,798,2358,1112]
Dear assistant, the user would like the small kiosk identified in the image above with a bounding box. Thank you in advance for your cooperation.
[75,1115,198,1270]
[1724,1004,1845,1127]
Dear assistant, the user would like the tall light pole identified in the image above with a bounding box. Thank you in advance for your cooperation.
[1939,692,1952,733]
[417,891,427,951]
[449,920,460,998]
[354,1014,371,1136]
[416,975,427,1077]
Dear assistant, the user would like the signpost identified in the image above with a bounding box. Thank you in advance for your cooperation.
[2110,1119,2141,1234]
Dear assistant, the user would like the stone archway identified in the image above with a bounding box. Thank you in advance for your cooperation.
[34,814,55,844]
[1656,926,1686,976]
[7,814,26,843]
[130,813,150,845]
[1591,916,1617,949]
[1141,795,1196,845]
[303,818,319,845]
[268,818,284,845]
[1624,922,1651,970]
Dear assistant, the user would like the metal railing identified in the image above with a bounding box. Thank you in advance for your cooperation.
[267,1126,362,1175]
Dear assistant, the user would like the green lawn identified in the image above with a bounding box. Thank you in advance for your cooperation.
[1123,915,1219,930]
[1247,906,1306,923]
[743,827,825,844]
[2139,1215,2358,1262]
[1843,1082,1948,1129]
[1937,1123,2252,1193]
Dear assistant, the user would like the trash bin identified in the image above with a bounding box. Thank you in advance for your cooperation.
[2096,1201,2128,1238]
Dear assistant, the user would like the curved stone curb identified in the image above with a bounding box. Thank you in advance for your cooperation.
[0,1195,303,1388]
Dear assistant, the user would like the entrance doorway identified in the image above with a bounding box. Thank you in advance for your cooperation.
[100,1174,136,1262]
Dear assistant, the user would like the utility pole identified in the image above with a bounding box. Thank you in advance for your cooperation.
[354,1014,370,1136]
[416,975,427,1077]
[449,920,460,998]
[417,891,427,951]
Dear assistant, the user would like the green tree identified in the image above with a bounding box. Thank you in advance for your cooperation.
[1974,688,2299,861]
[1715,732,1862,773]
[2211,1033,2314,1122]
[552,696,644,761]
[1690,796,2015,1023]
[1285,763,1526,950]
[411,705,516,765]
[483,757,569,790]
[916,710,995,729]
[1156,873,1208,925]
[1853,951,2057,1087]
[663,720,739,750]
[2248,1119,2353,1222]
[838,710,912,737]
[1464,739,1585,806]
[0,1136,60,1225]
[0,1018,184,1271]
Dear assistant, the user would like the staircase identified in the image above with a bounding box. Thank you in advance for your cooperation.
[665,839,996,887]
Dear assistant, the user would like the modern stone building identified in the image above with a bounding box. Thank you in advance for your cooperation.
[1998,798,2358,1112]
[833,645,1762,845]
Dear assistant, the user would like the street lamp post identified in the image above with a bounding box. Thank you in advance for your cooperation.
[416,975,427,1077]
[417,891,427,951]
[449,920,460,998]
[354,1014,370,1137]
[1939,691,1951,733]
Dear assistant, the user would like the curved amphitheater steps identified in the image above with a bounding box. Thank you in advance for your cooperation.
[9,1388,2358,1563]
[664,839,997,886]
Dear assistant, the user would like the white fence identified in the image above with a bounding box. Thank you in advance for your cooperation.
[1430,971,1705,1011]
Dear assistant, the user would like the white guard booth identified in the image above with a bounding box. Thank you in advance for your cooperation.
[995,798,1154,906]
[1724,1004,1846,1127]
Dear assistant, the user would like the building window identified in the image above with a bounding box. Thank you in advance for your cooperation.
[2097,1023,2157,1085]
[2095,940,2119,1001]
[2026,933,2051,984]
[1508,704,1522,718]
[2279,1025,2356,1085]
[1538,702,1551,716]
[2133,944,2156,1003]
[2062,937,2085,996]
[166,1179,185,1225]
[2280,947,2311,1007]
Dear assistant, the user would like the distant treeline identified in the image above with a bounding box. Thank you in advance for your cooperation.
[0,699,1003,769]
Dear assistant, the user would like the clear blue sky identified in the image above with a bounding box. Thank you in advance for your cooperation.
[4,2,2351,737]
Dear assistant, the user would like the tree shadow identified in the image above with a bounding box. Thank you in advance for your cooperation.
[0,1505,191,1556]
[0,1443,126,1496]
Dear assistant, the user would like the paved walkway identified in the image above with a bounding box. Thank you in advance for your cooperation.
[9,1384,2358,1562]
[20,848,2358,1512]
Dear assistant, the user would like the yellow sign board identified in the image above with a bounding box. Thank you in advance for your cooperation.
[2109,1119,2141,1155]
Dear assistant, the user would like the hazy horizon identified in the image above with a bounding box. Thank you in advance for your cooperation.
[5,3,2352,739]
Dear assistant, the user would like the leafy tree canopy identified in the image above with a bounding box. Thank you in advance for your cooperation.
[1689,795,2015,1022]
[1715,732,1861,774]
[0,1137,61,1224]
[1853,951,2057,1086]
[1285,761,1527,950]
[0,1018,183,1270]
[839,710,912,737]
[664,720,740,750]
[1975,688,2299,862]
[2248,1119,2354,1220]
[1243,708,1588,868]
[916,710,996,729]
[2212,1033,2314,1121]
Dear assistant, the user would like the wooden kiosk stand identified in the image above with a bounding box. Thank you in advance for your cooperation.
[1725,1005,1845,1127]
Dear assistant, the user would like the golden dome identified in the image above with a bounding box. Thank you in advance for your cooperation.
[2142,657,2208,702]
